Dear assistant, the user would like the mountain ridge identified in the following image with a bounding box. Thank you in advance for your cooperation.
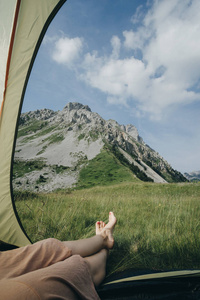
[184,170,200,182]
[13,102,187,192]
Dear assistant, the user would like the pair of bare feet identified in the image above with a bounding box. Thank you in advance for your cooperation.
[95,211,117,250]
[64,212,117,287]
[71,212,117,287]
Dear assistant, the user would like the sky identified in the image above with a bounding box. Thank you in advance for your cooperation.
[22,0,200,174]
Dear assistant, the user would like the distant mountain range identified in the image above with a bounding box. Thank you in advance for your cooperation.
[13,102,187,192]
[184,171,200,182]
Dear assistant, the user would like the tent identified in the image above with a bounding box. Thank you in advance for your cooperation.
[0,1,200,298]
[0,0,67,249]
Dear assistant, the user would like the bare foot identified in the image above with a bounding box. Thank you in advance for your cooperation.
[96,221,105,235]
[96,212,117,249]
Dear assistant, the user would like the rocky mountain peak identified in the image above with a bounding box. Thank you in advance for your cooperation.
[63,102,91,112]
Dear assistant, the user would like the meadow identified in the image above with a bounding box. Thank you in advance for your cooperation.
[14,181,200,276]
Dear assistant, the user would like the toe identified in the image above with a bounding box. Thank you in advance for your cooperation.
[109,212,117,225]
[100,221,104,229]
[96,221,101,234]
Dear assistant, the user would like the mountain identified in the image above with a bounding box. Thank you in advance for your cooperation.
[184,171,200,182]
[13,102,187,192]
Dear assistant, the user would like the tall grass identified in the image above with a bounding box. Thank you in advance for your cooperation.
[15,182,200,275]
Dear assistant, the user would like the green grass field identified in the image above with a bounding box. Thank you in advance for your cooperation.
[15,181,200,276]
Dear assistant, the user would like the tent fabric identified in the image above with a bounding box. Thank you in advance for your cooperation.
[0,0,66,248]
[104,269,200,285]
[0,0,21,117]
[98,269,200,299]
[0,0,17,113]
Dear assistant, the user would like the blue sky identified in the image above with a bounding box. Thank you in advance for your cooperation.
[22,0,200,173]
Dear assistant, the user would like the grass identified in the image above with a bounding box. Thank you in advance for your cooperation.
[14,181,200,276]
[42,133,65,145]
[13,159,47,179]
[89,130,100,141]
[17,120,48,138]
[18,122,58,143]
[13,160,70,179]
[76,148,139,189]
[78,133,85,141]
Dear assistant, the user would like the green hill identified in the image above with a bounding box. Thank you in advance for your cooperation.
[76,148,140,189]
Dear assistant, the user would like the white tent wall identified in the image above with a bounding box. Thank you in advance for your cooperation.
[0,0,66,248]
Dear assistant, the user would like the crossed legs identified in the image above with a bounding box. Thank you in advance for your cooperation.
[62,212,117,286]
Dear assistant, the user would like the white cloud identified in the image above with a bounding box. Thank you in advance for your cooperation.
[131,5,145,24]
[81,53,150,106]
[52,36,83,66]
[111,35,121,59]
[50,0,200,121]
[83,0,200,120]
[123,30,140,50]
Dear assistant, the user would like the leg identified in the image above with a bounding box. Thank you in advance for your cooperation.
[65,212,117,288]
[1,255,101,300]
[0,238,72,280]
[62,211,117,257]
[84,249,108,287]
[62,235,105,257]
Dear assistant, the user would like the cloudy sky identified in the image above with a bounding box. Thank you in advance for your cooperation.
[22,0,200,173]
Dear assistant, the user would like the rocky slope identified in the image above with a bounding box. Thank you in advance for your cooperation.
[13,102,187,192]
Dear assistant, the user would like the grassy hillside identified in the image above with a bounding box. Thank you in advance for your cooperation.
[76,148,140,189]
[14,181,200,275]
